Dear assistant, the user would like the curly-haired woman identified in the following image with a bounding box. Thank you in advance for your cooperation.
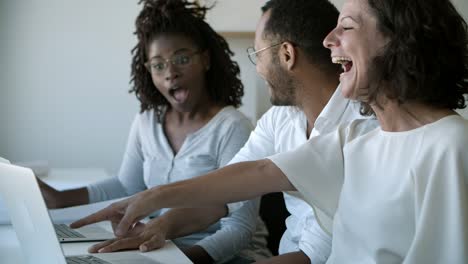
[70,0,468,263]
[38,0,270,263]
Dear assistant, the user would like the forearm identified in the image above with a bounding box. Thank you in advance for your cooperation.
[256,251,310,264]
[150,159,294,210]
[58,187,89,208]
[37,178,89,208]
[158,207,227,240]
[182,245,215,264]
[70,160,294,236]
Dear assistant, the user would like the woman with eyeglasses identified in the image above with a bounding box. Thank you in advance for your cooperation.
[71,0,468,262]
[37,0,271,263]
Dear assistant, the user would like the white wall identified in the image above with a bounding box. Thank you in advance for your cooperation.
[0,0,268,173]
[0,0,7,155]
[1,0,467,173]
[204,0,266,32]
[1,0,140,172]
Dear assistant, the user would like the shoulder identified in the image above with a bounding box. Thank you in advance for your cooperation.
[134,109,157,124]
[258,106,303,128]
[131,109,160,129]
[212,106,253,131]
[262,106,302,119]
[341,118,380,144]
[413,116,468,190]
[422,115,468,153]
[439,115,468,140]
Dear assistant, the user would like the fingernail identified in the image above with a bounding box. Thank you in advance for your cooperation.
[140,245,148,252]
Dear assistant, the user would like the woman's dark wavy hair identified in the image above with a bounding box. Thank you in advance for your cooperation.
[130,0,243,119]
[361,0,468,115]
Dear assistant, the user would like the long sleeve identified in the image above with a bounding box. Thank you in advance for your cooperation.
[297,213,332,263]
[225,108,277,213]
[227,108,277,165]
[268,119,378,234]
[87,115,147,203]
[226,106,338,263]
[197,199,260,262]
[215,115,254,168]
[195,116,260,261]
[268,130,344,238]
[222,107,335,263]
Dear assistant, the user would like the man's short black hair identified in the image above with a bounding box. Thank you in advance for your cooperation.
[261,0,340,75]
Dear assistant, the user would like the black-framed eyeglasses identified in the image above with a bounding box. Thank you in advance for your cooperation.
[144,50,202,76]
[246,43,282,65]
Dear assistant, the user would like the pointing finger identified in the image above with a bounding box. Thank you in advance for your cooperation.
[70,207,115,228]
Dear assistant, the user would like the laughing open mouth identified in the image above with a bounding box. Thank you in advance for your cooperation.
[332,56,353,74]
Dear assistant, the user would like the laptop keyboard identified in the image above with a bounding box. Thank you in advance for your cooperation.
[54,224,85,239]
[66,255,112,264]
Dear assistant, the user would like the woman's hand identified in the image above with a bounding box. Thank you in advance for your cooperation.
[70,189,160,237]
[36,177,62,208]
[87,218,168,253]
[37,177,89,209]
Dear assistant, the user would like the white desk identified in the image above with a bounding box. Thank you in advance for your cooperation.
[43,168,112,190]
[0,168,192,264]
[0,223,192,264]
[0,168,112,224]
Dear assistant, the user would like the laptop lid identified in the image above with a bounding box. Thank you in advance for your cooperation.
[0,163,67,264]
[0,163,163,264]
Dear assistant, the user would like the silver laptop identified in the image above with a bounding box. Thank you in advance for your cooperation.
[55,222,114,243]
[0,157,113,242]
[0,157,10,164]
[0,163,161,264]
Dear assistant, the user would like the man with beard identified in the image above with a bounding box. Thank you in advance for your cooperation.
[73,0,365,263]
[226,1,363,262]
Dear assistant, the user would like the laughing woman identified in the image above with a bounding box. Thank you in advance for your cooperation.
[71,0,468,263]
[37,0,270,263]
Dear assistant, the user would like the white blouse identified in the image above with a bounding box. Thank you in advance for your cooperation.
[270,115,468,263]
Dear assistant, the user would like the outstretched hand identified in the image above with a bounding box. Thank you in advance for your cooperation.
[70,190,159,237]
[87,219,168,253]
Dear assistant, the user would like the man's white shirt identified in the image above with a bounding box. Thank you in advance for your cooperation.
[227,85,364,263]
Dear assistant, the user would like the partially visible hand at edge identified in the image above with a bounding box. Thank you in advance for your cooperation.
[87,217,169,253]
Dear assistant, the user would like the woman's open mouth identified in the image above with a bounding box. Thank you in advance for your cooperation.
[332,56,353,75]
[169,86,189,103]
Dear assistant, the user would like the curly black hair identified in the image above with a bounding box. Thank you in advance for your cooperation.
[261,0,340,76]
[129,0,244,119]
[361,0,468,115]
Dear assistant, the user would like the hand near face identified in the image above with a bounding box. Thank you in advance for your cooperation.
[88,219,168,253]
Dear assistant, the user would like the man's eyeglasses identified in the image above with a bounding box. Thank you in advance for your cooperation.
[144,50,201,76]
[246,43,282,65]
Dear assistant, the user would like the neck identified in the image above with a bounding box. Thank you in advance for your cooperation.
[168,97,222,125]
[295,69,339,136]
[372,100,455,132]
